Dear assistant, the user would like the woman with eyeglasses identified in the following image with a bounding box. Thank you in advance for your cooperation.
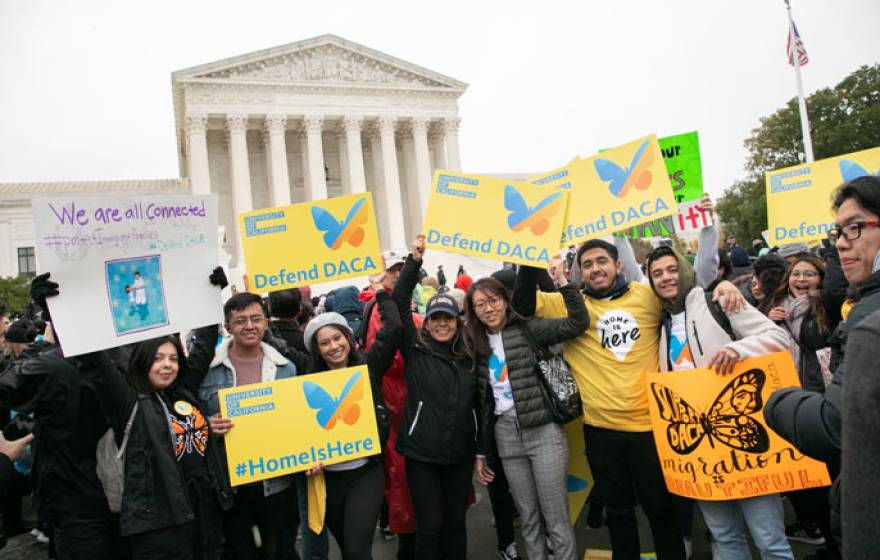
[463,260,588,560]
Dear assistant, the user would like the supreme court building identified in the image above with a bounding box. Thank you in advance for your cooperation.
[0,35,478,284]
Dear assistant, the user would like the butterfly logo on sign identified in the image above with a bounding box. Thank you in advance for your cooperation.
[566,474,590,493]
[839,160,880,183]
[311,198,368,250]
[504,186,563,235]
[303,371,364,430]
[595,140,654,198]
[650,369,770,455]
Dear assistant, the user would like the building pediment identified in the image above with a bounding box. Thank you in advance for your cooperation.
[173,34,467,91]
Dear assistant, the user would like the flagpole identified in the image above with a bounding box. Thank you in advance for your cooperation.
[785,0,815,162]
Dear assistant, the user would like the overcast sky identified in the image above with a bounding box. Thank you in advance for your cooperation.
[1,0,877,200]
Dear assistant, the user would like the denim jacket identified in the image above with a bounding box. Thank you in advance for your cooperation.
[199,338,297,497]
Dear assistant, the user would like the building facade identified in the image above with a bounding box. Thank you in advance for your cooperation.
[0,35,469,282]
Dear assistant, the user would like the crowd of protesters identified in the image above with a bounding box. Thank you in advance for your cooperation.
[0,177,877,560]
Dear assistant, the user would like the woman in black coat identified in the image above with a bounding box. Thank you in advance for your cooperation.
[463,260,587,560]
[377,235,479,560]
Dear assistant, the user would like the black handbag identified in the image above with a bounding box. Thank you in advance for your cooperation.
[521,321,582,424]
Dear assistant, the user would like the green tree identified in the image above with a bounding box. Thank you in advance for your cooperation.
[717,64,880,244]
[0,276,31,317]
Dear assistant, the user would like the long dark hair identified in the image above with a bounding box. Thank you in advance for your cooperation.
[752,254,788,314]
[463,277,518,366]
[307,324,365,372]
[770,254,830,335]
[127,335,188,394]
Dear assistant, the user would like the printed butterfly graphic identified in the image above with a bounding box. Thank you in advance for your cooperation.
[489,353,508,383]
[669,336,692,366]
[839,160,880,183]
[504,186,563,235]
[172,407,208,459]
[310,198,368,250]
[650,369,770,455]
[303,371,364,430]
[594,140,654,198]
[566,474,590,493]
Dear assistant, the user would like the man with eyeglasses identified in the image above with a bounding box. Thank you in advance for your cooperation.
[765,175,880,547]
[197,292,299,559]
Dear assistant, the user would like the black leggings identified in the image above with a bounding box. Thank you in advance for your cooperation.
[325,460,384,560]
[405,458,472,560]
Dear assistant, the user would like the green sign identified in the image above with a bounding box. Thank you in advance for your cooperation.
[660,131,703,204]
[615,131,703,239]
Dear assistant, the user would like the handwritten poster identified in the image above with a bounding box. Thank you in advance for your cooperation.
[239,192,382,292]
[422,171,569,268]
[672,201,714,234]
[646,352,831,500]
[766,146,880,245]
[219,366,380,485]
[32,194,221,356]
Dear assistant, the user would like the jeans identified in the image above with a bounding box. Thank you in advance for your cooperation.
[294,474,330,559]
[698,494,794,560]
[584,425,685,560]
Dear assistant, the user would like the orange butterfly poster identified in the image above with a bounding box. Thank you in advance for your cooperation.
[219,366,381,486]
[422,170,569,268]
[536,134,676,247]
[238,192,382,293]
[645,352,830,501]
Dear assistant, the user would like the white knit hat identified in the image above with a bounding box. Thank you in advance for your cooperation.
[303,312,353,353]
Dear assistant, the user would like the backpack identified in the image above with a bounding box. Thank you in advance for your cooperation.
[95,402,138,513]
[704,290,736,340]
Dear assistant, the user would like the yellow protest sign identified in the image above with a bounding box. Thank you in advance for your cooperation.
[564,418,594,525]
[422,171,569,268]
[544,135,676,247]
[219,366,380,486]
[239,192,382,292]
[766,146,880,245]
[646,352,831,501]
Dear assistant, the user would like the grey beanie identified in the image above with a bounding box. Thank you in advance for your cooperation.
[303,312,353,353]
[778,242,810,259]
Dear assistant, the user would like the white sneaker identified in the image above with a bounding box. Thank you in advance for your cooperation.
[498,542,520,560]
[683,537,692,559]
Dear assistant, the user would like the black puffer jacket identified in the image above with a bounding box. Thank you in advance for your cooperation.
[91,326,233,538]
[476,278,588,453]
[382,256,479,465]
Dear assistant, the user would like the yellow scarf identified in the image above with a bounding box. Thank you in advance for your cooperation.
[307,472,326,534]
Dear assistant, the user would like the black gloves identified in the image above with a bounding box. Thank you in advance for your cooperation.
[30,273,59,322]
[209,267,228,290]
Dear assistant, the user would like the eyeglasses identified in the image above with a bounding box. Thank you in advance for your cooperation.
[827,221,880,243]
[229,315,265,328]
[790,271,819,279]
[472,296,504,312]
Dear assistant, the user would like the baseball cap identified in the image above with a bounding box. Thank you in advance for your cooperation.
[382,249,407,271]
[425,293,460,319]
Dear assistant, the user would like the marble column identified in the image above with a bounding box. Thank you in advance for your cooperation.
[298,129,310,199]
[303,115,327,200]
[342,116,367,194]
[185,112,211,195]
[264,114,291,207]
[410,117,433,224]
[367,127,389,249]
[336,127,349,194]
[430,121,448,171]
[398,123,418,241]
[226,113,253,267]
[378,116,406,250]
[445,117,462,171]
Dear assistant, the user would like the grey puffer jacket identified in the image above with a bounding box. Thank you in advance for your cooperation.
[477,280,588,453]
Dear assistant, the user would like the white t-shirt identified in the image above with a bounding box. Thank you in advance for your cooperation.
[133,277,147,305]
[668,312,695,371]
[487,333,515,415]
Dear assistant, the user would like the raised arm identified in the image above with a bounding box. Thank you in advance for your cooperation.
[512,265,539,317]
[367,290,403,381]
[525,259,589,346]
[694,196,720,289]
[390,238,425,348]
[613,234,646,284]
[88,348,138,434]
[821,244,848,330]
[182,323,220,393]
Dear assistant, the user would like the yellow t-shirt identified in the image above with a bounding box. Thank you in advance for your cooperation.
[535,282,661,432]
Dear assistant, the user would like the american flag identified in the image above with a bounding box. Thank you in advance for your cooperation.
[787,20,809,66]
